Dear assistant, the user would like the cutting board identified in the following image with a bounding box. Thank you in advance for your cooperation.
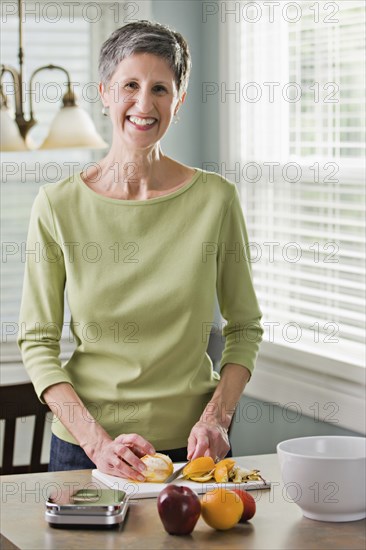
[92,462,271,499]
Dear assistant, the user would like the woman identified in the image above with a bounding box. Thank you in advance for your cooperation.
[18,20,263,481]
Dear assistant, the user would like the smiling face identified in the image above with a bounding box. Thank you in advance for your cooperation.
[100,53,186,150]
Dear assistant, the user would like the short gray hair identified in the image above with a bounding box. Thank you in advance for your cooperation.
[99,20,192,97]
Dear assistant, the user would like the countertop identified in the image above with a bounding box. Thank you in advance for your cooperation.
[1,454,365,550]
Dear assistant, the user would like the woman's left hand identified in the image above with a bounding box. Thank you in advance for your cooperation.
[187,420,230,461]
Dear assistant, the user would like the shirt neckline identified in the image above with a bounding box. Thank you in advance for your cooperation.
[74,167,202,205]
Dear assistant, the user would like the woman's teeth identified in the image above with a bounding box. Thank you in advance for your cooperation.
[128,116,156,126]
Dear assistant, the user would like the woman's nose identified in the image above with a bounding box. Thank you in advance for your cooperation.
[134,88,154,113]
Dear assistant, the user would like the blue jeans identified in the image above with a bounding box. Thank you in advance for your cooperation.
[48,434,232,471]
[49,434,95,471]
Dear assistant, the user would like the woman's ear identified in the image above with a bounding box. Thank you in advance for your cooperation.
[99,81,109,108]
[174,91,187,115]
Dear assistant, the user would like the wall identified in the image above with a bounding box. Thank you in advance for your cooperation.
[151,0,222,166]
[207,331,362,454]
[150,0,205,167]
[230,395,362,457]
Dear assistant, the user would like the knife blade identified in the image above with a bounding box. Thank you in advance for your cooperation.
[164,462,189,484]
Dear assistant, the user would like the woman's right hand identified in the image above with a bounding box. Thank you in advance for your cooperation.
[43,383,155,480]
[90,433,156,480]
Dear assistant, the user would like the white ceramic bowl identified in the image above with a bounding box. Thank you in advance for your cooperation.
[277,436,366,522]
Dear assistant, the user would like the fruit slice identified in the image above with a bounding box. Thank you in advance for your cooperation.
[229,466,262,483]
[214,464,229,483]
[215,458,236,470]
[189,469,215,482]
[183,457,216,478]
[214,459,236,483]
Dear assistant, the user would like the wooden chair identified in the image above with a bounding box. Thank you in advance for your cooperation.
[0,382,50,475]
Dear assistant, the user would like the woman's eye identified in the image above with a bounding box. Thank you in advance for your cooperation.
[122,83,167,93]
[154,85,167,93]
[124,82,138,90]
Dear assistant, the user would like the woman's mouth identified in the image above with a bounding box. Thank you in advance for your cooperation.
[126,115,158,130]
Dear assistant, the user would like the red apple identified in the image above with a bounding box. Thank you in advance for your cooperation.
[157,485,201,535]
[232,489,256,522]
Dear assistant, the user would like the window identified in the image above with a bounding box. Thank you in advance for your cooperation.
[218,0,365,430]
[0,1,152,366]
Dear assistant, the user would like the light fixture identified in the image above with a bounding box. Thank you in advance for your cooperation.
[0,0,108,152]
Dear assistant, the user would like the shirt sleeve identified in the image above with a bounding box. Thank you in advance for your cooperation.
[17,187,73,402]
[216,184,263,378]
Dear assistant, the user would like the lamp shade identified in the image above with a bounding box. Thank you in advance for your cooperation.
[0,107,28,151]
[39,105,108,150]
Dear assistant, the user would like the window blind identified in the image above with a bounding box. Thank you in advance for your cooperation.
[234,1,365,367]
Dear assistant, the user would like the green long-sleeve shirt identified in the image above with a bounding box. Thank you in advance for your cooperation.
[17,168,263,449]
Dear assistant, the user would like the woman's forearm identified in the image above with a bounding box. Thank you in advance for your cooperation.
[200,363,251,429]
[43,382,155,479]
[42,382,111,462]
[187,363,250,459]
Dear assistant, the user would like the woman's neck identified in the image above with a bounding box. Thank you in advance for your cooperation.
[81,143,194,200]
[90,144,172,199]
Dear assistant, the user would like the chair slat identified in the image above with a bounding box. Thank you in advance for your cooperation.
[0,383,50,475]
[31,414,47,470]
[2,418,16,472]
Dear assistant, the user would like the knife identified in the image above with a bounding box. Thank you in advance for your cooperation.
[164,462,189,484]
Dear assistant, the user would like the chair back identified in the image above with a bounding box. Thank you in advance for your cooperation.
[0,382,50,474]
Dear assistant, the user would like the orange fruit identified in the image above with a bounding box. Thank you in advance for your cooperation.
[214,459,236,482]
[189,469,215,482]
[215,458,236,470]
[183,457,216,478]
[214,464,229,482]
[140,453,173,482]
[200,488,243,530]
